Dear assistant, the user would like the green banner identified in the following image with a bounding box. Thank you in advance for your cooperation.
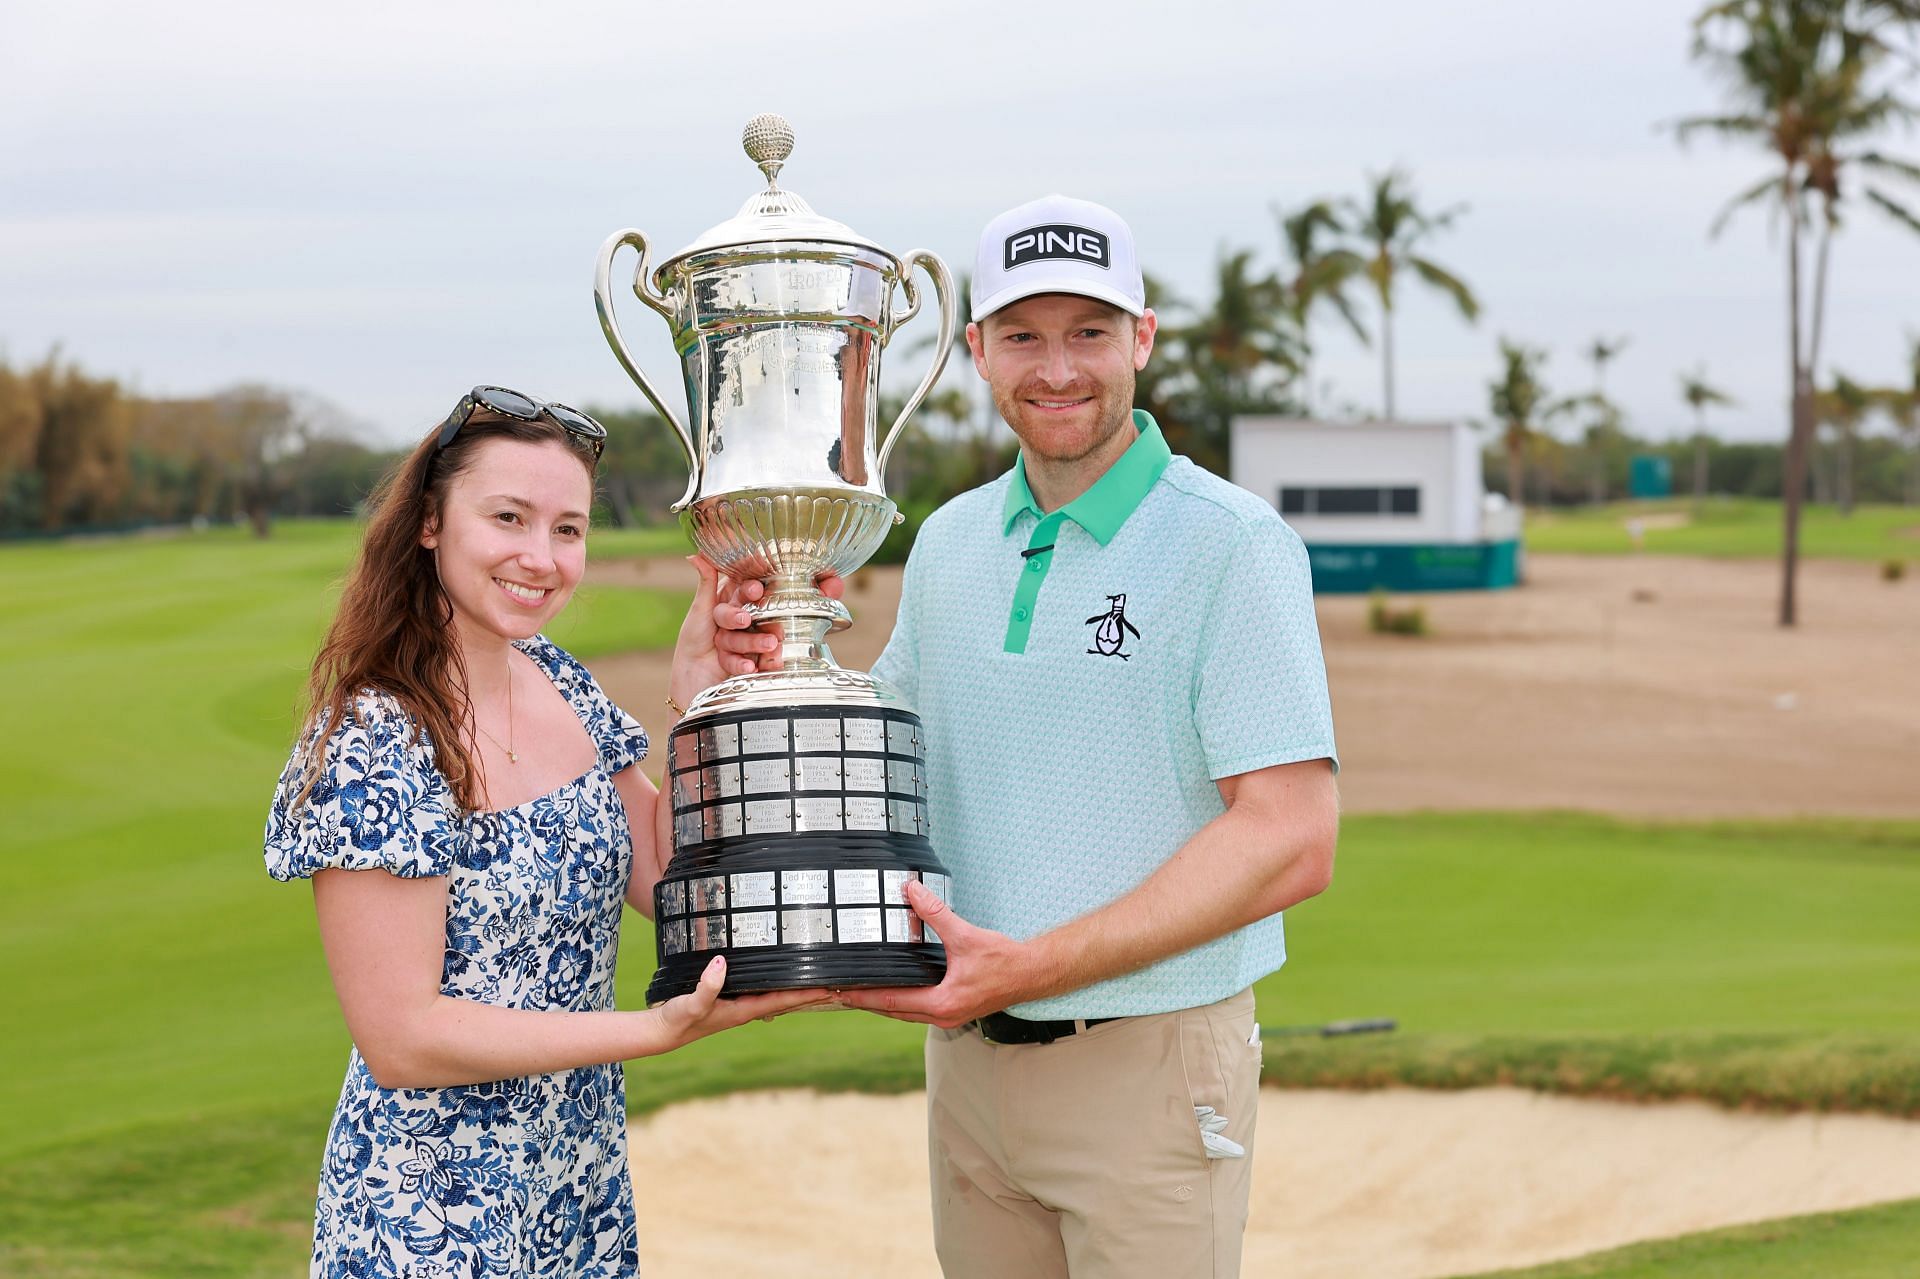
[1305,540,1521,594]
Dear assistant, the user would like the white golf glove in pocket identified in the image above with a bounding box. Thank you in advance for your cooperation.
[1193,1105,1245,1159]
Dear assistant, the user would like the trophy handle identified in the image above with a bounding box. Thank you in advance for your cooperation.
[876,248,956,479]
[594,228,699,509]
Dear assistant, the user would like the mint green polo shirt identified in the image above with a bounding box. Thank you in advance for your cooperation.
[873,411,1338,1019]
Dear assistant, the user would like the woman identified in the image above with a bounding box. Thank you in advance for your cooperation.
[264,387,822,1277]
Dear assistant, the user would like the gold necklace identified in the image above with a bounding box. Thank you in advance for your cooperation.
[473,653,518,764]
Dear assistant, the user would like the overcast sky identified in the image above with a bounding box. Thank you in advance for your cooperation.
[6,0,1919,451]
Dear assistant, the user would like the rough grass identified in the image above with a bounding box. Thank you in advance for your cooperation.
[1453,1197,1920,1278]
[1261,1031,1920,1117]
[1525,498,1919,561]
[0,1105,320,1279]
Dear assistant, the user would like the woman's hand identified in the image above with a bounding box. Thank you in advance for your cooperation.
[314,872,832,1084]
[666,556,755,706]
[668,556,845,708]
[646,956,834,1053]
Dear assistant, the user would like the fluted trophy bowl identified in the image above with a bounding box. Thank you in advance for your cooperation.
[594,114,957,999]
[683,488,897,645]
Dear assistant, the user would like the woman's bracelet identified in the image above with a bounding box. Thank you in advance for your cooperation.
[664,694,685,718]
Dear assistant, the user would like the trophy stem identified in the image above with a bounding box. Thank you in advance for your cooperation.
[750,573,853,670]
[768,612,838,669]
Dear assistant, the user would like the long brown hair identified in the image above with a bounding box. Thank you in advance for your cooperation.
[294,409,600,812]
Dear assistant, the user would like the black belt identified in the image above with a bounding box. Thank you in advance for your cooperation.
[973,1011,1124,1045]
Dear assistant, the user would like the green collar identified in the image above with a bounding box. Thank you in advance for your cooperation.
[1000,410,1172,545]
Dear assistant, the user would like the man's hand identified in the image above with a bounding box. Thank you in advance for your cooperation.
[845,759,1338,1029]
[835,881,1051,1029]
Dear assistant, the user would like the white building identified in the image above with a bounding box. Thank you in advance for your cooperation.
[1229,417,1521,591]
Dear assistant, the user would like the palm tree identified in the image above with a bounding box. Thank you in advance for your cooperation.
[904,269,1013,491]
[1800,17,1920,379]
[1676,0,1920,624]
[1133,272,1196,457]
[1814,371,1875,513]
[1881,335,1920,504]
[1273,200,1369,416]
[1490,340,1555,509]
[1585,336,1632,502]
[1171,248,1299,471]
[1194,248,1298,400]
[1344,169,1480,421]
[1679,367,1738,498]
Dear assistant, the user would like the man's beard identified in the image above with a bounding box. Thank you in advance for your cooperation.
[992,368,1136,465]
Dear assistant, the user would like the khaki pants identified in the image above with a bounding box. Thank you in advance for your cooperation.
[924,989,1260,1278]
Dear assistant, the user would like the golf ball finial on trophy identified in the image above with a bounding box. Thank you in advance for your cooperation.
[593,115,958,1000]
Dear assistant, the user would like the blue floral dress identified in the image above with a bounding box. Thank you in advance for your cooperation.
[265,636,650,1279]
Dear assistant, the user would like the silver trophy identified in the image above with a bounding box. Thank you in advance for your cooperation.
[594,114,956,999]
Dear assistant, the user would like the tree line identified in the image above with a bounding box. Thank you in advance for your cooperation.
[1486,335,1920,510]
[0,352,391,536]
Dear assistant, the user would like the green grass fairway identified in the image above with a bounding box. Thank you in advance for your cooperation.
[0,521,687,1165]
[5,522,1918,1276]
[582,523,694,560]
[1275,813,1920,1038]
[1525,498,1918,561]
[1457,1196,1920,1278]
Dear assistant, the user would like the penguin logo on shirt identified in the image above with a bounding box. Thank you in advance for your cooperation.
[1085,594,1141,660]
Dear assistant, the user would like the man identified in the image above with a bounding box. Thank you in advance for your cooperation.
[837,194,1342,1278]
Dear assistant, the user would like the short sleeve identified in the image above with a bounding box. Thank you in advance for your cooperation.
[870,547,921,704]
[1193,517,1339,779]
[522,637,649,774]
[264,694,462,881]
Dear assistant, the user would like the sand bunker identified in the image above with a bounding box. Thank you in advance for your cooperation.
[627,1087,1920,1278]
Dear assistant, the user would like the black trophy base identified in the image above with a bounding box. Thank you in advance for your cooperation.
[647,942,947,1002]
[650,701,954,1004]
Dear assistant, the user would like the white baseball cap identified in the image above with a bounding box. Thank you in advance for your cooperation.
[970,194,1146,321]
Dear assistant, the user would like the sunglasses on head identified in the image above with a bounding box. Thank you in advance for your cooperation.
[436,386,608,460]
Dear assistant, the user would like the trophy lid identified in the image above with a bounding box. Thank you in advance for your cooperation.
[660,114,894,268]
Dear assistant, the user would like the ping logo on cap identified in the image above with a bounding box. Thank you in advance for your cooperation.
[1004,224,1111,271]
